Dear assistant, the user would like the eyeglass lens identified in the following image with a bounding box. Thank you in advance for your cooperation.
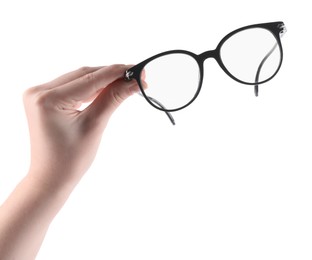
[220,28,281,84]
[142,53,200,110]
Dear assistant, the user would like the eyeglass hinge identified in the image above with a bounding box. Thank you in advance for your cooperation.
[124,70,134,81]
[278,23,287,37]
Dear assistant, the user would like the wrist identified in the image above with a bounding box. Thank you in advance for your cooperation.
[26,166,82,205]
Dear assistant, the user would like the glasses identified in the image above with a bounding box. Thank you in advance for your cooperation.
[124,21,287,125]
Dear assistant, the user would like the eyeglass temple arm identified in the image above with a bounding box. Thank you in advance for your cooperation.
[254,42,278,97]
[124,70,175,125]
[254,24,286,96]
[138,93,175,125]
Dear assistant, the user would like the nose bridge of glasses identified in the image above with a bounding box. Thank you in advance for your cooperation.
[199,49,218,62]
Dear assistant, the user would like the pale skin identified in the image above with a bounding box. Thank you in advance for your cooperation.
[0,65,141,259]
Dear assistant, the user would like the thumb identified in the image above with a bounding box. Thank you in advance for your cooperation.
[84,77,140,127]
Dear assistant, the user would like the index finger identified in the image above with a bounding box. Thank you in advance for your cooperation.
[55,64,129,102]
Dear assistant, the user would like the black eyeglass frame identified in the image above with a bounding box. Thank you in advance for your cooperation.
[125,21,286,120]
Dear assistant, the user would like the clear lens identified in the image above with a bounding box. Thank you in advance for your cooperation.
[141,53,200,111]
[220,28,281,84]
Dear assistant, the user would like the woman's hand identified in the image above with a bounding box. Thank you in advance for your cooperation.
[0,65,140,260]
[23,65,139,188]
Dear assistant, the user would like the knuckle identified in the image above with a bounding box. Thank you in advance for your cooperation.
[23,85,40,96]
[23,85,43,104]
[33,90,57,110]
[110,64,126,73]
[82,71,96,83]
[79,66,92,74]
[23,88,33,101]
[34,92,50,107]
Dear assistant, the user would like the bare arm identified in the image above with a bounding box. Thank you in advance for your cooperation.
[0,65,140,259]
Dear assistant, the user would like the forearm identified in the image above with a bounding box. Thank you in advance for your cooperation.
[0,173,77,260]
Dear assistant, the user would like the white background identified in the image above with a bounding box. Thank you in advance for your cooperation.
[0,0,311,259]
